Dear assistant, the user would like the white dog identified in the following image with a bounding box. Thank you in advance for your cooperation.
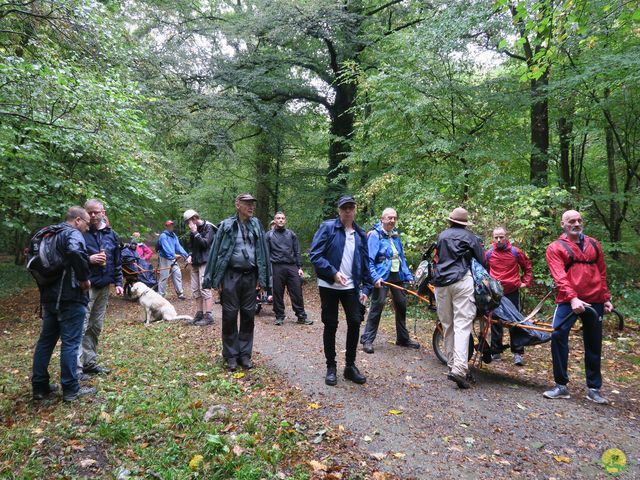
[130,282,193,325]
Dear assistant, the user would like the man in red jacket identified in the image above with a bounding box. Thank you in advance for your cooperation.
[543,210,613,404]
[486,227,532,366]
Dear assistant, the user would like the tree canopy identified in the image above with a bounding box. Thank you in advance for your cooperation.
[1,0,639,314]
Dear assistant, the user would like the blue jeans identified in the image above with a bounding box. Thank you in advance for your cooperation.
[551,303,604,389]
[32,303,87,396]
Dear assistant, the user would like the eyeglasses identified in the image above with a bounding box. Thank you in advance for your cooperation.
[78,217,90,224]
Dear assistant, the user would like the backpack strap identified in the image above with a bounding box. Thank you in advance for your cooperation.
[510,245,518,259]
[556,238,599,272]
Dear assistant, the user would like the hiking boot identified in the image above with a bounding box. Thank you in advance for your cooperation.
[238,356,253,370]
[33,383,59,401]
[191,311,204,325]
[447,372,471,389]
[296,316,313,325]
[63,386,96,402]
[465,372,476,384]
[343,365,366,384]
[325,366,337,386]
[491,353,502,362]
[586,388,609,405]
[178,294,187,300]
[225,358,238,371]
[274,317,284,326]
[513,353,524,366]
[78,373,92,382]
[83,364,110,375]
[195,312,213,326]
[543,384,570,399]
[362,343,374,354]
[396,340,420,349]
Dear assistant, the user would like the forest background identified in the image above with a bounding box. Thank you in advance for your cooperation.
[1,0,638,317]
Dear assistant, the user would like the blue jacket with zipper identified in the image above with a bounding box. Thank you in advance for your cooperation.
[367,222,413,283]
[83,225,123,288]
[309,217,373,297]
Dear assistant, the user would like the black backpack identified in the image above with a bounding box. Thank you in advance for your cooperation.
[26,225,67,286]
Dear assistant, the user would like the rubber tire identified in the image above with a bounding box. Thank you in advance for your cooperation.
[432,325,475,365]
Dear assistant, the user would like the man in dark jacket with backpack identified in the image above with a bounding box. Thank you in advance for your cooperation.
[183,209,217,326]
[31,206,96,402]
[486,226,533,365]
[79,199,123,377]
[432,207,486,390]
[265,211,310,326]
[543,210,612,404]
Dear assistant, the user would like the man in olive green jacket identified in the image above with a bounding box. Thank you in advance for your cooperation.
[203,193,271,371]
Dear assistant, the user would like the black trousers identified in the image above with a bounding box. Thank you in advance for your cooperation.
[491,290,524,354]
[360,273,410,345]
[220,269,257,360]
[272,263,306,319]
[319,287,364,368]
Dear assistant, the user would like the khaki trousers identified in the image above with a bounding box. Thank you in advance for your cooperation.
[190,263,212,312]
[434,272,476,377]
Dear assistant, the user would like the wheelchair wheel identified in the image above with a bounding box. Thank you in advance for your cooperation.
[432,323,474,365]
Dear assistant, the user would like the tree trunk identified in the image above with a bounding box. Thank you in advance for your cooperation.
[254,133,272,228]
[558,117,572,189]
[605,123,622,256]
[530,71,549,186]
[325,80,356,215]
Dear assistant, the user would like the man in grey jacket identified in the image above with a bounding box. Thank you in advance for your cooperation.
[265,211,310,326]
[432,207,486,389]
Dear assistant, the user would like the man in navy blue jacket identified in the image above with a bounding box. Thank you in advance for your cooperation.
[360,208,419,354]
[79,199,123,376]
[32,206,97,402]
[310,195,373,386]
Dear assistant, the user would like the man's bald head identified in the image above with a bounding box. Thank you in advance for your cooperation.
[561,210,583,239]
[380,208,398,232]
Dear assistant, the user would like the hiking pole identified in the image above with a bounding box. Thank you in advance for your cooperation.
[381,280,433,305]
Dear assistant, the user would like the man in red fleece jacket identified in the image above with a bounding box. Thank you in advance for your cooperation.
[543,210,613,404]
[486,227,532,366]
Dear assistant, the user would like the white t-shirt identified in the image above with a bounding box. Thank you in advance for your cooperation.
[318,227,356,290]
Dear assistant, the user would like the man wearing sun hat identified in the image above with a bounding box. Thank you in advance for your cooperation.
[431,207,486,389]
[183,209,217,326]
[157,219,189,299]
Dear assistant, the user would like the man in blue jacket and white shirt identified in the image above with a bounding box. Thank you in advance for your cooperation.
[158,220,189,299]
[360,208,420,354]
[310,195,373,387]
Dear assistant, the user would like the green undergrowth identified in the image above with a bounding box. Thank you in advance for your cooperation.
[0,316,316,479]
[0,259,32,299]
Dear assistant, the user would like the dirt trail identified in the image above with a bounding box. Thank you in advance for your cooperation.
[244,289,639,479]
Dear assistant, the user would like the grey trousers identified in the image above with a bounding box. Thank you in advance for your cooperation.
[360,276,410,345]
[158,256,183,297]
[79,285,110,370]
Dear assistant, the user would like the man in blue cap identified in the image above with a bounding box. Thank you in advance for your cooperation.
[310,195,373,386]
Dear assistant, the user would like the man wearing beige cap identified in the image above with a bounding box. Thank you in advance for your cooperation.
[203,193,270,371]
[183,209,217,326]
[431,207,486,389]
